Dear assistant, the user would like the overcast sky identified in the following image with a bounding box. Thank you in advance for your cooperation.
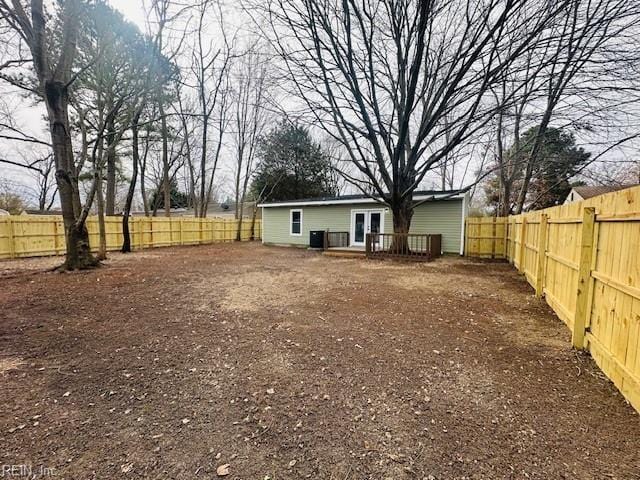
[1,2,151,203]
[1,1,636,209]
[110,1,147,28]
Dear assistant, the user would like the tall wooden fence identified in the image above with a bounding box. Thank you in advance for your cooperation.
[465,186,640,413]
[0,215,261,260]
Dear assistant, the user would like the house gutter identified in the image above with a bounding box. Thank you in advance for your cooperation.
[258,193,466,208]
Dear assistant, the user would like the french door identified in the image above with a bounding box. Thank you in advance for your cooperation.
[351,209,384,247]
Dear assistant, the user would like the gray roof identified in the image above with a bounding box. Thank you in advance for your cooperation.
[259,189,466,207]
[573,184,636,200]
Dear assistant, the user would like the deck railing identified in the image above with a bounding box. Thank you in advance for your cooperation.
[365,233,442,261]
[323,231,350,250]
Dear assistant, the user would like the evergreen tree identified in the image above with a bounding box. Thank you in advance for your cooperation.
[251,121,337,201]
[150,179,189,210]
[484,127,591,213]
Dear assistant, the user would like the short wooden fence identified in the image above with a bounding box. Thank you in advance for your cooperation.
[0,215,261,260]
[366,233,442,261]
[465,185,640,413]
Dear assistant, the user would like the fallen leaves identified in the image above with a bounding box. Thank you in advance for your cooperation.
[216,464,230,476]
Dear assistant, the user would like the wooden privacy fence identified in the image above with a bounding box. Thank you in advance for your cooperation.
[465,185,640,412]
[0,215,262,260]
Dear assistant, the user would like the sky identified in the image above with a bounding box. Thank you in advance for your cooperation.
[1,2,151,205]
[1,1,636,210]
[109,1,147,28]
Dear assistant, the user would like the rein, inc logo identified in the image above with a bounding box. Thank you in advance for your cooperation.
[1,465,56,477]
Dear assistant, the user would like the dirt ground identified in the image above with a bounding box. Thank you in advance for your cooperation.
[1,243,639,480]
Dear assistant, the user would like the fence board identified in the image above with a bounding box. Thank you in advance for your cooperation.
[0,215,261,260]
[465,185,640,413]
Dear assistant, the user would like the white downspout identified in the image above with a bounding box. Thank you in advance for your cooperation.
[459,193,468,256]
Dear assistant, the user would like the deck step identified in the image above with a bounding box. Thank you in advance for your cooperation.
[322,250,366,258]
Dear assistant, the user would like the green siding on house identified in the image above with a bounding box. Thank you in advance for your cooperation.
[262,197,465,253]
[405,200,464,253]
[262,204,356,246]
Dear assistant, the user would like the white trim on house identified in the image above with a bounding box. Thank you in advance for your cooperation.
[459,192,468,255]
[290,208,303,236]
[258,192,465,208]
[350,208,385,247]
[261,206,265,244]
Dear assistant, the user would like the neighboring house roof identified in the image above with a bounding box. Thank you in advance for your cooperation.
[129,208,190,217]
[258,189,467,208]
[573,185,634,200]
[0,208,10,216]
[206,201,258,216]
[565,184,637,204]
[21,209,63,215]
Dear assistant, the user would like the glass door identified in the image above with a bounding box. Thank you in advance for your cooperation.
[369,211,381,249]
[369,212,381,234]
[354,212,366,245]
[351,210,384,247]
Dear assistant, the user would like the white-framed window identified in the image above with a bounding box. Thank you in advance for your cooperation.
[290,209,303,236]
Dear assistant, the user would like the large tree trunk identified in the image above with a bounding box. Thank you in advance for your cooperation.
[389,197,413,254]
[65,222,95,270]
[45,80,97,270]
[235,203,244,241]
[122,110,142,253]
[105,114,117,216]
[159,102,171,217]
[95,164,107,260]
[199,112,209,218]
[498,181,512,217]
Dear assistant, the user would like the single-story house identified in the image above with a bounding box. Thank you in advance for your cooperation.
[564,184,636,204]
[258,189,469,255]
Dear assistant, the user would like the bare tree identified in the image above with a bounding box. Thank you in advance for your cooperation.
[185,0,235,218]
[480,0,640,214]
[232,47,271,240]
[511,0,640,213]
[31,154,57,210]
[0,0,98,269]
[121,106,144,253]
[253,0,565,248]
[148,0,187,217]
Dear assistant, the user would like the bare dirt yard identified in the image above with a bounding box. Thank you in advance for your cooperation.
[1,243,639,479]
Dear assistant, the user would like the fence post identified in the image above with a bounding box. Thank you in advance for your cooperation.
[491,217,496,259]
[6,217,16,259]
[572,207,597,349]
[517,217,527,273]
[365,233,372,256]
[464,219,469,256]
[502,218,508,259]
[138,218,144,249]
[52,218,59,255]
[508,218,514,264]
[323,230,329,251]
[535,214,548,297]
